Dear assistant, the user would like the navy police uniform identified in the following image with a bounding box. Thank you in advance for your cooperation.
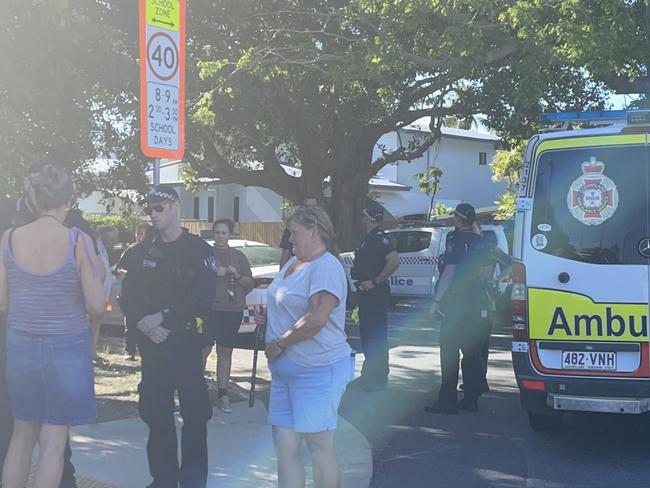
[436,227,490,409]
[120,229,216,488]
[351,226,395,388]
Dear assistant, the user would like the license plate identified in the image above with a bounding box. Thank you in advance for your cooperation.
[562,351,616,371]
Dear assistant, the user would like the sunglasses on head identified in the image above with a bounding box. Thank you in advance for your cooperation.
[143,204,167,216]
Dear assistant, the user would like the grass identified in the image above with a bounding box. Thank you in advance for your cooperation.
[93,334,246,423]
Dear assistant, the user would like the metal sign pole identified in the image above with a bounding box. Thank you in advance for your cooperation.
[153,158,160,185]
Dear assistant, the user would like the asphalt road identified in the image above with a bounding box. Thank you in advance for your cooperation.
[340,301,650,488]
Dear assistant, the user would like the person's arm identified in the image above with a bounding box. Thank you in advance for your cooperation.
[0,231,9,313]
[265,290,339,360]
[195,241,218,321]
[235,252,254,294]
[76,232,106,319]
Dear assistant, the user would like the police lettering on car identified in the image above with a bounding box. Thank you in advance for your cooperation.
[119,184,216,487]
[350,202,399,392]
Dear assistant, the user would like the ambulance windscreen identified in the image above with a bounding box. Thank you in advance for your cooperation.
[531,145,648,265]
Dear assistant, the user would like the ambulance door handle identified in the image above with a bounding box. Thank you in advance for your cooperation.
[558,272,570,284]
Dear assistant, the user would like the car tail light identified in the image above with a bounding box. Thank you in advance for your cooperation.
[521,380,545,391]
[254,277,273,289]
[511,261,528,341]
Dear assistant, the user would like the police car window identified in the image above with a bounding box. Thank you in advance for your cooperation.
[392,232,432,253]
[234,245,281,267]
[531,146,648,265]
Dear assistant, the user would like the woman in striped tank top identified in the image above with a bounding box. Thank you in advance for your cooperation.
[0,164,105,488]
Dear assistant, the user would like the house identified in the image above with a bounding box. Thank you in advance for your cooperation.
[79,120,505,223]
[373,118,506,219]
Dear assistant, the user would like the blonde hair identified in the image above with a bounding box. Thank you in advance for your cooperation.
[27,163,73,212]
[289,205,339,258]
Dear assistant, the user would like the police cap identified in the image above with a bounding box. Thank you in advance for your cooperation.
[139,184,180,207]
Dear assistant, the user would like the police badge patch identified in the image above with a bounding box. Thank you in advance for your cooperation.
[566,157,619,226]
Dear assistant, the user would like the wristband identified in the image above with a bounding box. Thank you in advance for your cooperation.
[275,338,286,350]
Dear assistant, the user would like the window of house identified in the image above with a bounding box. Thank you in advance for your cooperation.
[479,152,487,165]
[193,197,200,220]
[208,197,214,222]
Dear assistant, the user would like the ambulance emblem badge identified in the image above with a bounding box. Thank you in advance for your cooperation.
[567,157,618,226]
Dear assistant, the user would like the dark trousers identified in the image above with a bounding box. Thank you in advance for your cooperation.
[124,318,137,356]
[461,317,492,391]
[358,284,390,386]
[139,333,213,488]
[0,318,76,488]
[437,315,483,408]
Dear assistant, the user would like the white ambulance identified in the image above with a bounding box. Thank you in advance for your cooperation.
[341,224,508,299]
[511,110,650,430]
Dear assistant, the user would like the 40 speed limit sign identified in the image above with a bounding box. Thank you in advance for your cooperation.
[139,0,185,159]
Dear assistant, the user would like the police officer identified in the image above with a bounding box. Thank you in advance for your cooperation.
[119,185,216,488]
[427,203,489,414]
[351,202,399,391]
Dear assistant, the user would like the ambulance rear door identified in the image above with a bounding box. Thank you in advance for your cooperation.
[525,135,650,380]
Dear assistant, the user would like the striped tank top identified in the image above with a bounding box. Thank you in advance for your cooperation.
[4,227,90,334]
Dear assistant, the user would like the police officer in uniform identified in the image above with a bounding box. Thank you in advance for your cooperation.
[427,203,488,414]
[119,185,216,488]
[351,203,399,391]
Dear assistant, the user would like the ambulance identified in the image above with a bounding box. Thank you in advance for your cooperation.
[511,110,650,430]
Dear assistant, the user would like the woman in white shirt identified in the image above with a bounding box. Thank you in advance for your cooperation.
[255,205,352,488]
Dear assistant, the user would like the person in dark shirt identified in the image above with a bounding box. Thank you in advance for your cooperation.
[116,222,153,360]
[119,185,216,488]
[279,196,319,268]
[427,203,490,414]
[350,202,399,391]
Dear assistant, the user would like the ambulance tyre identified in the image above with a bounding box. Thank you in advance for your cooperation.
[527,411,561,432]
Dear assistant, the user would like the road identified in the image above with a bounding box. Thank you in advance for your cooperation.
[340,301,650,488]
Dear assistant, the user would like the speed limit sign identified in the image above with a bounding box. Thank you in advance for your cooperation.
[139,0,185,159]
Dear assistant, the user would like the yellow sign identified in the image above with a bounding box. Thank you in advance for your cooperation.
[146,0,179,32]
[528,288,649,342]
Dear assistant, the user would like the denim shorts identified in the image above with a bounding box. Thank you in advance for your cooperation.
[6,328,96,426]
[268,353,354,433]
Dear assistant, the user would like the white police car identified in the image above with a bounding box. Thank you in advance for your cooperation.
[341,224,509,300]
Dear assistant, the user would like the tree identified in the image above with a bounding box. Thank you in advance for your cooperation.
[187,0,648,249]
[0,0,147,199]
[491,141,525,219]
[414,166,444,220]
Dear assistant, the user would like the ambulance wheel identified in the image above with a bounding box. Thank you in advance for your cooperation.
[528,411,561,431]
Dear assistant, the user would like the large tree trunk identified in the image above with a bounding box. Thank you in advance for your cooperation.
[330,173,369,252]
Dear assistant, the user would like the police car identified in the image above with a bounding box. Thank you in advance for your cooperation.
[511,110,650,430]
[340,224,508,300]
[104,239,280,335]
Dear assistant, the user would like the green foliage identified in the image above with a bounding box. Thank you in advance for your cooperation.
[433,203,453,217]
[491,141,526,219]
[414,167,444,219]
[82,211,142,244]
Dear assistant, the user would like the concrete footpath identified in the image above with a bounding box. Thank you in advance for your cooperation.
[68,348,373,488]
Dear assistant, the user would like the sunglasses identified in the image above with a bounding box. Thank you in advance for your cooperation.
[143,204,167,216]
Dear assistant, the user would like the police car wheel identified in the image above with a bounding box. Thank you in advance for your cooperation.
[527,411,562,432]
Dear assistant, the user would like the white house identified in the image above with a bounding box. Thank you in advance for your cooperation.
[80,120,505,222]
[373,118,506,218]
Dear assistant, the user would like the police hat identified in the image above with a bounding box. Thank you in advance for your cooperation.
[453,203,476,222]
[363,202,384,221]
[139,185,180,207]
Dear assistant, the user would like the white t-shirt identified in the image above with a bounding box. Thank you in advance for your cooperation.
[265,252,351,368]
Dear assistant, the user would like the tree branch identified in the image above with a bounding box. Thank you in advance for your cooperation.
[369,120,443,175]
[599,73,650,95]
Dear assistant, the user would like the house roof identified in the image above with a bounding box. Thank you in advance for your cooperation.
[403,117,500,143]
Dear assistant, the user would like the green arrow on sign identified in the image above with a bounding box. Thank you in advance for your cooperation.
[152,17,174,28]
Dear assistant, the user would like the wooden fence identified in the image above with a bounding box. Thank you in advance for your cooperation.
[181,220,285,247]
